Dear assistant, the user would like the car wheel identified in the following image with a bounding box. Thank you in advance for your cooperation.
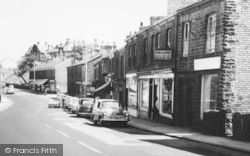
[123,122,128,127]
[77,113,80,117]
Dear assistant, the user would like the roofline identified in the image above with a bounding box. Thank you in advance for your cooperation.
[31,59,72,71]
[67,54,101,68]
[125,13,176,42]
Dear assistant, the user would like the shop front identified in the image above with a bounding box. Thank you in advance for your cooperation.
[126,70,175,121]
[137,71,174,120]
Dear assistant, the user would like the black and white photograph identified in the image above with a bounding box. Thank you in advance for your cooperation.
[0,0,250,155]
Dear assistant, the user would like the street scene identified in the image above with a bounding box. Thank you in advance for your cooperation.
[0,89,249,156]
[1,0,250,156]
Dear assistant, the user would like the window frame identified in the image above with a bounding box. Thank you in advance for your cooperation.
[167,29,172,48]
[200,74,219,119]
[183,22,190,57]
[206,13,217,53]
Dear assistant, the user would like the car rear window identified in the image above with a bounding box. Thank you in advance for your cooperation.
[102,101,119,108]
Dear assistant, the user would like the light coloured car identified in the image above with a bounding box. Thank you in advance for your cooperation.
[6,85,15,94]
[76,98,95,117]
[48,97,60,108]
[69,97,79,114]
[92,99,129,125]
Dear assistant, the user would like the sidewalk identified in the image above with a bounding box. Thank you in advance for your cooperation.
[128,116,250,154]
[0,96,13,112]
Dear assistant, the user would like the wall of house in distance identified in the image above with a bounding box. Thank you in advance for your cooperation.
[30,69,55,80]
[55,60,72,93]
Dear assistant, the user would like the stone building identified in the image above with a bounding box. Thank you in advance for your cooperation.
[174,0,250,136]
[30,59,72,93]
[125,15,176,122]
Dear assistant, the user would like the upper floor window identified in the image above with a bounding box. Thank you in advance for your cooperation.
[156,33,160,49]
[143,38,148,64]
[167,29,172,48]
[206,13,216,53]
[183,22,190,57]
[133,44,136,67]
[128,46,132,67]
[151,35,155,62]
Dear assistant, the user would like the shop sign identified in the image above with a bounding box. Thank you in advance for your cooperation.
[194,57,221,71]
[154,50,172,60]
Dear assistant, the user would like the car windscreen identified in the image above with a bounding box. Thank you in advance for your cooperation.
[81,101,93,107]
[102,101,119,108]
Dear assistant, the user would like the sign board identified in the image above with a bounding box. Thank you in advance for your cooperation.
[194,57,221,71]
[154,50,172,60]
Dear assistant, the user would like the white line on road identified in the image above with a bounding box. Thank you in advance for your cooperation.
[56,130,69,138]
[35,102,44,116]
[43,124,53,129]
[77,141,102,154]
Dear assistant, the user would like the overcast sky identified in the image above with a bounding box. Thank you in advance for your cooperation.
[0,0,167,68]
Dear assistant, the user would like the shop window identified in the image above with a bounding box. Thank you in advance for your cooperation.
[140,79,150,110]
[201,74,219,119]
[128,76,137,108]
[161,79,174,116]
[206,13,216,53]
[183,22,190,57]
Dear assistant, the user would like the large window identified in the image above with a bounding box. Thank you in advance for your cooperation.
[140,79,150,110]
[201,74,219,119]
[206,13,216,53]
[183,22,190,57]
[161,79,174,116]
[128,76,137,108]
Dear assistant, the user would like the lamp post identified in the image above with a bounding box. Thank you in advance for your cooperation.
[84,43,88,97]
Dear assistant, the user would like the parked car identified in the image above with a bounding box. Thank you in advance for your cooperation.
[69,97,79,114]
[76,98,95,117]
[92,99,129,125]
[6,85,15,94]
[48,97,60,108]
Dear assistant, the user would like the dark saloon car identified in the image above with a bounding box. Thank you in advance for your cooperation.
[76,98,95,117]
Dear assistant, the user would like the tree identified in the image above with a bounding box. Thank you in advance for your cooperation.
[17,55,36,83]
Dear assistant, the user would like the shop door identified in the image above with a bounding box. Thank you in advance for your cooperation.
[183,78,193,127]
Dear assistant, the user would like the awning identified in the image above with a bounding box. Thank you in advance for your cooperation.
[94,81,111,92]
[30,79,48,86]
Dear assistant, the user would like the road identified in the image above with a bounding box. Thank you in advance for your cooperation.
[0,89,249,156]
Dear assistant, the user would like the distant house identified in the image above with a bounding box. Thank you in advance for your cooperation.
[25,42,53,62]
[67,54,102,97]
[29,59,72,93]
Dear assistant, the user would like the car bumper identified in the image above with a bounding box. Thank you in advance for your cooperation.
[101,117,129,122]
[78,112,93,116]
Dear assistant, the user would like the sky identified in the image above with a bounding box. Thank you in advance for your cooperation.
[0,0,168,69]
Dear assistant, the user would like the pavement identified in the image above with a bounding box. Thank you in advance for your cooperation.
[128,116,250,154]
[0,96,13,112]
